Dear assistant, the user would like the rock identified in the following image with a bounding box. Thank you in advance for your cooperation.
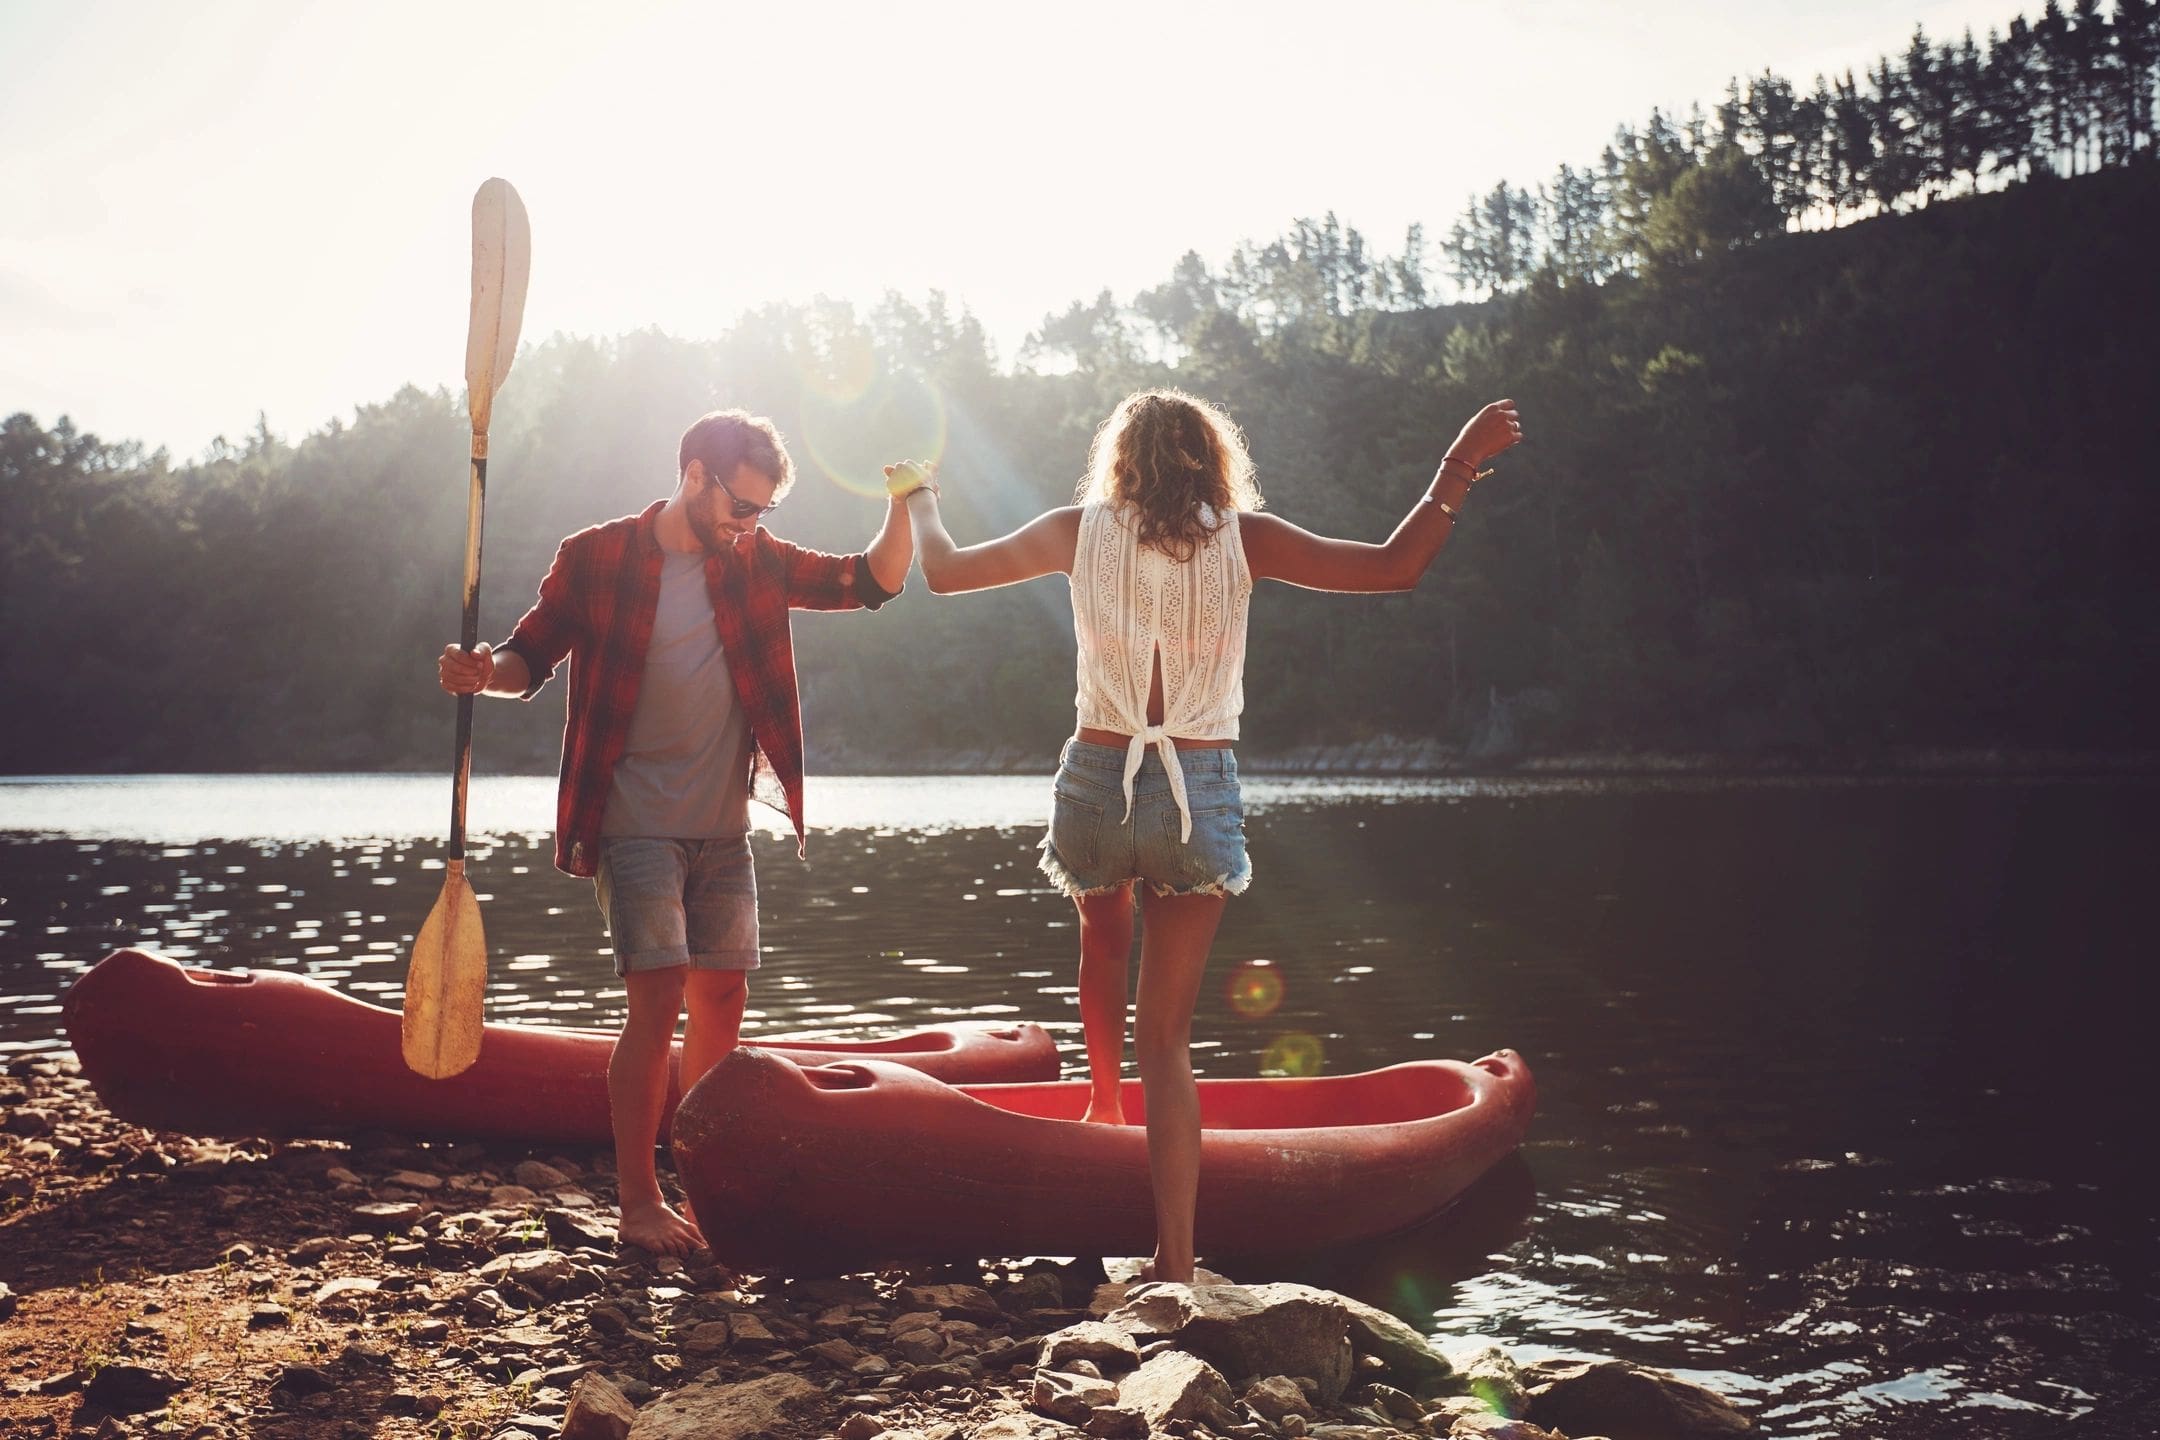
[1032,1368,1120,1423]
[353,1200,422,1232]
[341,1341,393,1368]
[726,1312,776,1349]
[1083,1406,1148,1438]
[247,1303,291,1329]
[1523,1356,1758,1440]
[481,1251,580,1297]
[895,1283,1004,1323]
[1448,1417,1566,1440]
[624,1372,821,1440]
[1242,1375,1319,1422]
[1115,1350,1236,1429]
[313,1276,382,1315]
[1359,1382,1424,1422]
[407,1319,451,1344]
[1335,1293,1461,1394]
[270,1364,340,1402]
[806,1338,862,1370]
[0,1282,18,1322]
[290,1236,356,1263]
[561,1372,638,1440]
[896,1362,976,1392]
[1106,1281,1352,1403]
[1037,1321,1140,1373]
[852,1355,891,1378]
[1000,1273,1067,1312]
[547,1208,617,1249]
[516,1160,574,1191]
[975,1337,1040,1372]
[680,1320,732,1359]
[1085,1282,1135,1318]
[83,1363,182,1413]
[1446,1345,1528,1420]
[835,1415,885,1440]
[892,1327,946,1365]
[3,1106,55,1136]
[387,1169,445,1190]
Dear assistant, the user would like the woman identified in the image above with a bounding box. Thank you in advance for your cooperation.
[889,388,1521,1282]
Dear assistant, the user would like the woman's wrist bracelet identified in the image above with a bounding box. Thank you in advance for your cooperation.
[1440,454,1489,483]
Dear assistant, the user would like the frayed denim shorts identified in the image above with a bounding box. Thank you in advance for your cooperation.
[1037,738,1252,899]
[593,835,760,978]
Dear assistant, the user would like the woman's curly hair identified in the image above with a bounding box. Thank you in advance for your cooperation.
[1074,389,1263,560]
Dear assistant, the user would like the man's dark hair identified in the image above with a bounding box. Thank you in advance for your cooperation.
[678,410,795,498]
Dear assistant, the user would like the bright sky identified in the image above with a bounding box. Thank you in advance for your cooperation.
[3,0,2016,457]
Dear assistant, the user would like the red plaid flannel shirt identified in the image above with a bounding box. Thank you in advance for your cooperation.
[498,499,897,877]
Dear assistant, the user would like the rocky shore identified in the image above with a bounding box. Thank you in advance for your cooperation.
[2,1055,1758,1440]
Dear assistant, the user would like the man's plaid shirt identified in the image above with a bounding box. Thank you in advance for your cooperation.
[497,499,897,877]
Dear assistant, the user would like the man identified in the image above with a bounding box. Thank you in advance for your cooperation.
[438,409,917,1255]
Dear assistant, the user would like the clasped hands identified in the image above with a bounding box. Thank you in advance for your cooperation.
[882,459,940,501]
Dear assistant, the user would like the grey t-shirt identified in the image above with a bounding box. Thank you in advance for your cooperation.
[600,549,751,838]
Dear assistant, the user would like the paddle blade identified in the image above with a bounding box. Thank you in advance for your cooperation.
[400,860,487,1078]
[465,177,532,436]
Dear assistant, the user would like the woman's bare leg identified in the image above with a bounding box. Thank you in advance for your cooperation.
[1076,883,1136,1123]
[1133,887,1227,1283]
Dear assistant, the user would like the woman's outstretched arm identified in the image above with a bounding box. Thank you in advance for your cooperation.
[892,462,1082,594]
[1242,399,1523,593]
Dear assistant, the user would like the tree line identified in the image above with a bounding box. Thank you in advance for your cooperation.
[1438,0,2159,293]
[3,2,2154,776]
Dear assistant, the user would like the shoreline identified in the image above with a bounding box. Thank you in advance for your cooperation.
[1,1055,1762,1440]
[8,745,2160,783]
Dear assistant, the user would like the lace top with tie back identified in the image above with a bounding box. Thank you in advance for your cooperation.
[1069,500,1253,840]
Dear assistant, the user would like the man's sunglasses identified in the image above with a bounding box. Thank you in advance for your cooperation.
[706,465,783,520]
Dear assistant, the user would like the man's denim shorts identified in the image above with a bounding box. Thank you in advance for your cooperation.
[1037,738,1253,899]
[593,835,760,978]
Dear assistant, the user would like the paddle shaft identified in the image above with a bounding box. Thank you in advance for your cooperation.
[448,437,488,859]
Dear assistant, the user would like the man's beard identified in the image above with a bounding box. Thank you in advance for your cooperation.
[688,501,743,553]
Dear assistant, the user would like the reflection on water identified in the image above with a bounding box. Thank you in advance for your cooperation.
[3,773,2157,1438]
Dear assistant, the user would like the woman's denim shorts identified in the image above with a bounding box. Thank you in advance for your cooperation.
[1037,738,1252,899]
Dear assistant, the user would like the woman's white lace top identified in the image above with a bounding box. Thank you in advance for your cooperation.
[1070,500,1253,840]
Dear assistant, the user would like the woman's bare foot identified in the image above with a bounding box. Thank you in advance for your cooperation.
[620,1199,704,1258]
[1146,1252,1206,1285]
[1081,1097,1126,1125]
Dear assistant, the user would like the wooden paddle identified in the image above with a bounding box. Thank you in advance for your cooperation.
[401,177,532,1079]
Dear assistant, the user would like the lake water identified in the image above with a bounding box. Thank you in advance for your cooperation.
[3,772,2155,1437]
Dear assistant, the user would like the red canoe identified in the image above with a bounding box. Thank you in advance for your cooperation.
[673,1045,1535,1274]
[63,948,1060,1144]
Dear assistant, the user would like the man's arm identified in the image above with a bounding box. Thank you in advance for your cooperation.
[437,535,579,697]
[863,494,913,595]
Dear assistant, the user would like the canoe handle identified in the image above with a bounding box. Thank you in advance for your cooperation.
[183,968,258,988]
[801,1063,878,1092]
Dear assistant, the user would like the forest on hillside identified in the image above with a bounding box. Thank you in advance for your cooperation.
[5,2,2157,773]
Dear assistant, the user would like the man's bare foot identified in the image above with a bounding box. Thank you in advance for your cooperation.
[620,1199,704,1258]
